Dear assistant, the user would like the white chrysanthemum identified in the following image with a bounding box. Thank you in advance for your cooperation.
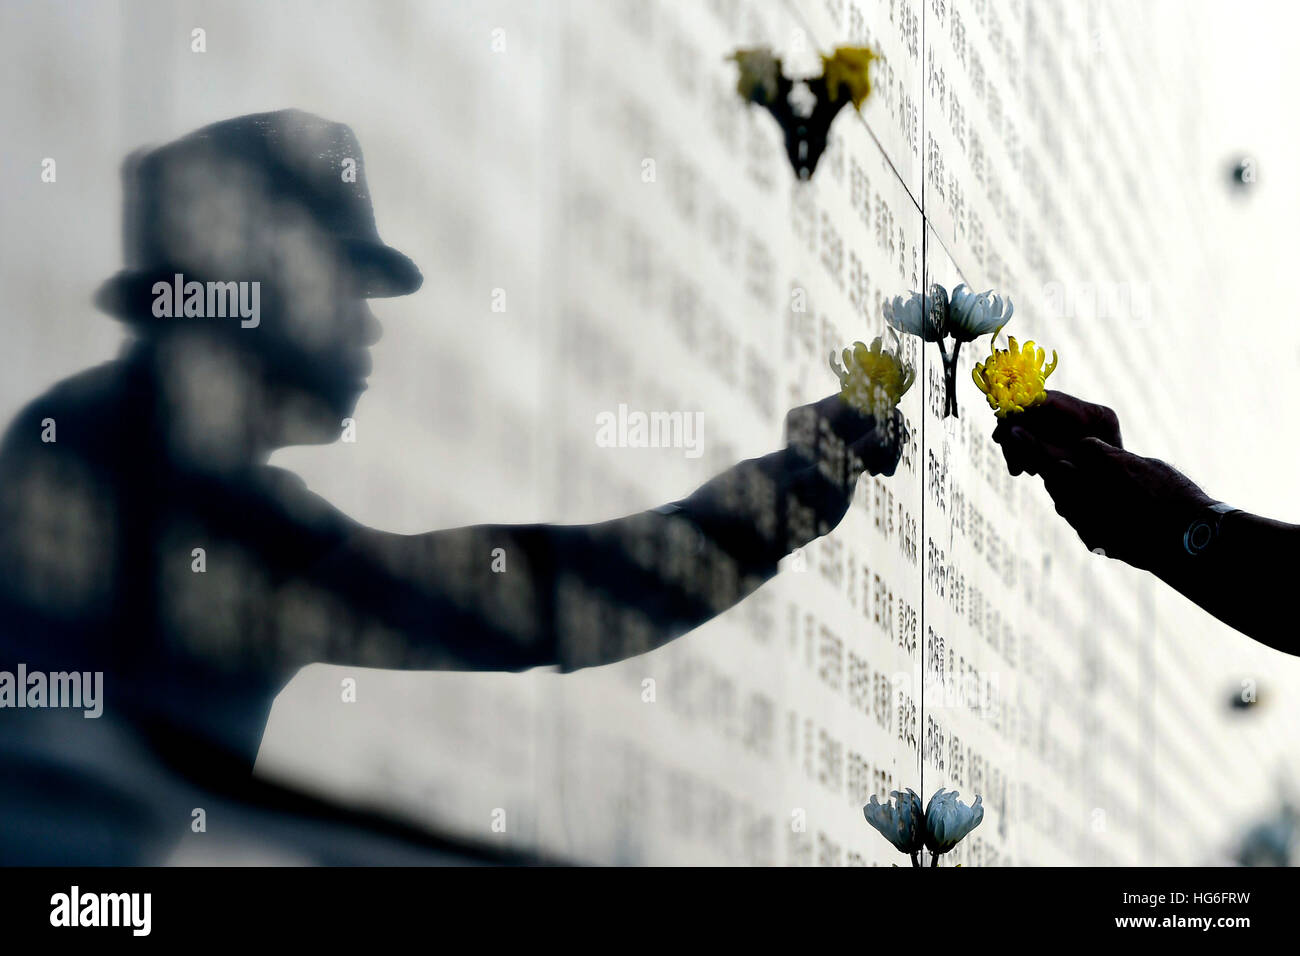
[883,289,944,342]
[863,788,925,854]
[948,283,1014,342]
[923,788,984,855]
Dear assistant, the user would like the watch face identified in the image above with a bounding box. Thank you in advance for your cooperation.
[1185,519,1214,554]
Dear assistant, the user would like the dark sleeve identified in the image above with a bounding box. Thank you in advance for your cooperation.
[299,438,861,674]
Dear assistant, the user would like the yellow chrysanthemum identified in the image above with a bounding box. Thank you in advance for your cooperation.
[820,46,880,111]
[727,47,782,104]
[972,336,1058,417]
[829,336,915,419]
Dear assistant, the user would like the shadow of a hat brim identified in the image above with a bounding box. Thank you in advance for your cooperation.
[343,241,423,297]
[94,241,423,324]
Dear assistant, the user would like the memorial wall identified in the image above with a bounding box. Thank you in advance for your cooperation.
[4,0,1300,865]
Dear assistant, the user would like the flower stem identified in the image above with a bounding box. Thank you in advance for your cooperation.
[938,355,959,418]
[946,340,962,418]
[910,851,920,867]
[930,852,939,867]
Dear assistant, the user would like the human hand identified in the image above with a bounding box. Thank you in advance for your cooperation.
[678,395,906,563]
[775,394,906,533]
[786,393,906,481]
[1038,437,1215,569]
[992,390,1122,476]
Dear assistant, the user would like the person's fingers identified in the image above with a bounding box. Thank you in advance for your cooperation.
[1066,395,1122,448]
[881,407,908,456]
[1010,395,1078,439]
[996,424,1030,476]
[1043,455,1085,482]
[1067,435,1121,467]
[991,418,1029,474]
[1104,410,1122,449]
[1007,425,1063,476]
[1040,391,1123,448]
[786,397,881,473]
[998,438,1026,476]
[814,394,877,443]
[847,419,901,479]
[1040,390,1087,413]
[1041,450,1132,556]
[993,409,1077,476]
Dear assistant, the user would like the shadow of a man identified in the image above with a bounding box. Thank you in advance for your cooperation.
[0,109,904,863]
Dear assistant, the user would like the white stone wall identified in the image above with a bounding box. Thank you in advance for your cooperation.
[4,0,1300,864]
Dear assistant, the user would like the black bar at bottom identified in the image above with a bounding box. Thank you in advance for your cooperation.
[0,865,1281,942]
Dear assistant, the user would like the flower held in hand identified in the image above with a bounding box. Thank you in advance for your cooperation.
[820,46,880,110]
[973,336,1058,417]
[829,335,915,420]
[727,47,782,104]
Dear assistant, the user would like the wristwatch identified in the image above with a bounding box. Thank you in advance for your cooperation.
[1182,501,1241,556]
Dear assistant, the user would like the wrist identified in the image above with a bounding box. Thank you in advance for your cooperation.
[1144,498,1237,574]
[1182,501,1242,556]
[1130,491,1214,572]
